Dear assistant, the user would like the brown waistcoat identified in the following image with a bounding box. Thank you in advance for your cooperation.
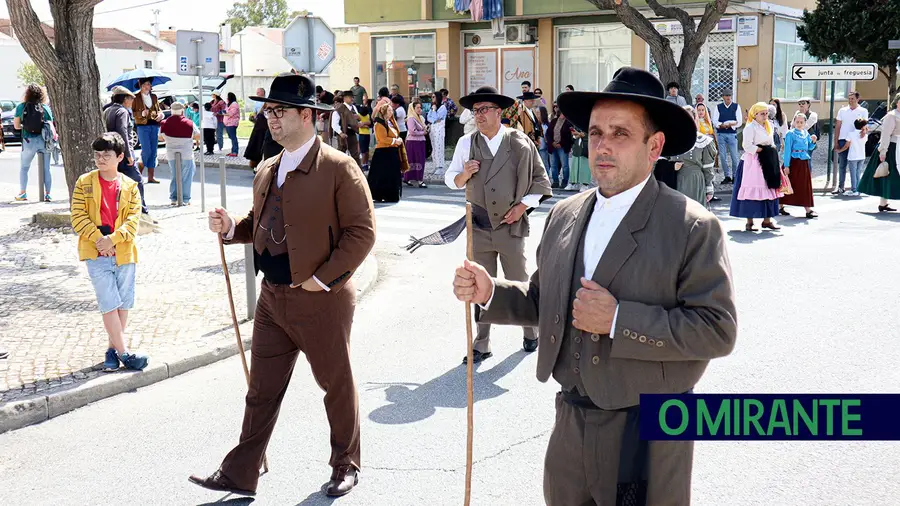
[253,176,288,256]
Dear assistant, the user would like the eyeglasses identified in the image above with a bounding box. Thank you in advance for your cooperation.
[262,106,296,119]
[473,105,500,116]
[94,152,116,161]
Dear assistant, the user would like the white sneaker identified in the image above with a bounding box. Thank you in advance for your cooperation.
[846,191,859,197]
[564,184,577,191]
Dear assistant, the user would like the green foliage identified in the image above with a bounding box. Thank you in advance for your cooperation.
[798,0,900,84]
[16,61,44,87]
[225,0,305,34]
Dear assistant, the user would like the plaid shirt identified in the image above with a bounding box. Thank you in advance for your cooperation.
[501,99,522,129]
[444,97,458,118]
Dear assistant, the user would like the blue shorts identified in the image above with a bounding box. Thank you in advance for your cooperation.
[86,256,136,314]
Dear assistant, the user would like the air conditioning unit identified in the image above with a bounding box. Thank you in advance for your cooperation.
[506,24,532,44]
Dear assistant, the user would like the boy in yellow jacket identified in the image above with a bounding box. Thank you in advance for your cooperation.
[71,132,149,371]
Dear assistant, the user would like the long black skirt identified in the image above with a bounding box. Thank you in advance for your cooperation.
[368,146,402,203]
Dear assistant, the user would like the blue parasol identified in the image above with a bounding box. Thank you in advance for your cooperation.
[106,69,172,92]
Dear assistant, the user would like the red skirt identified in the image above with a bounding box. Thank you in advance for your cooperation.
[780,158,814,207]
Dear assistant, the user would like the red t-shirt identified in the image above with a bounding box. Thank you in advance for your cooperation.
[98,176,118,231]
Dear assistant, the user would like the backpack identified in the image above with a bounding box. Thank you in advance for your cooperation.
[21,102,45,135]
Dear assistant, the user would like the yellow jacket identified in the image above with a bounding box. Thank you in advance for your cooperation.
[71,170,141,265]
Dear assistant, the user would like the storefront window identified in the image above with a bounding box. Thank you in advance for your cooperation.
[557,25,631,97]
[373,34,436,105]
[773,18,849,101]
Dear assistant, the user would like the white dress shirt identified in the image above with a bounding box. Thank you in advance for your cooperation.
[444,127,543,209]
[482,175,651,339]
[712,102,743,130]
[224,134,329,291]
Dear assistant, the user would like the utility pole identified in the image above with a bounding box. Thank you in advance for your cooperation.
[238,33,246,120]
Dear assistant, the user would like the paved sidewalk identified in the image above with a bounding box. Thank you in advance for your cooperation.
[0,181,378,432]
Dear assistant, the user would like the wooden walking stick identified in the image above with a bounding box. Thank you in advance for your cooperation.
[218,234,269,474]
[463,203,474,506]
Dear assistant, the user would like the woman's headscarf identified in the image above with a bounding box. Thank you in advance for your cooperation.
[747,102,772,136]
[408,102,424,127]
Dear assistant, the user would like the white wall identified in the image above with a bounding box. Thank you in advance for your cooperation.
[231,30,293,77]
[0,41,32,100]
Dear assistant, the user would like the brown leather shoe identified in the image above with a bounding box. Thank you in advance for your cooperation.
[188,470,255,496]
[325,465,359,497]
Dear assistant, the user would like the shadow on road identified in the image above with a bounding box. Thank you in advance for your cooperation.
[364,350,530,425]
[195,496,255,506]
[726,229,782,244]
[858,210,900,221]
[292,487,337,506]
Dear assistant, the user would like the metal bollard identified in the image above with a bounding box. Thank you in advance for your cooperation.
[174,151,184,206]
[219,157,227,208]
[244,243,256,319]
[37,151,46,202]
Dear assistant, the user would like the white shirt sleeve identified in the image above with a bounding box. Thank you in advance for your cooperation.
[521,194,542,209]
[609,305,619,339]
[224,217,236,241]
[711,105,721,129]
[445,135,472,189]
[735,106,743,127]
[331,111,341,134]
[742,123,758,152]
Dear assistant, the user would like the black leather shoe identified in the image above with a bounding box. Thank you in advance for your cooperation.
[325,465,359,497]
[188,470,255,496]
[523,338,538,352]
[462,350,493,364]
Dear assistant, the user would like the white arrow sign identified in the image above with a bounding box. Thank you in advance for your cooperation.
[791,63,878,81]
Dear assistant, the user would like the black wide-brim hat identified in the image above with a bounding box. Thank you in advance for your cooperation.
[250,73,333,112]
[459,86,515,110]
[557,67,696,156]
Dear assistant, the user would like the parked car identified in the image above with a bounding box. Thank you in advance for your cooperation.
[1,99,21,144]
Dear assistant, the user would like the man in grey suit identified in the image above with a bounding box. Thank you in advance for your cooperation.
[453,67,738,505]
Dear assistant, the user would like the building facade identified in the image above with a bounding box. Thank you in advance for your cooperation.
[347,0,893,121]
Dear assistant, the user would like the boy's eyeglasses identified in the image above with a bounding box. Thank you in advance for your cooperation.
[94,152,116,162]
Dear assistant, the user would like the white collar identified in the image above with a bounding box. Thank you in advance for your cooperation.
[479,126,507,143]
[281,135,317,166]
[695,134,714,148]
[594,174,650,211]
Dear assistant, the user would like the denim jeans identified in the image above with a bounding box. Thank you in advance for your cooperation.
[226,125,239,155]
[118,159,148,214]
[169,157,196,203]
[137,124,160,170]
[539,147,550,174]
[549,147,570,187]
[717,132,739,178]
[20,135,51,194]
[837,140,850,189]
[846,159,864,192]
[216,122,225,150]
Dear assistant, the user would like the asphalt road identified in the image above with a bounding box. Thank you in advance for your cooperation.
[1,161,899,505]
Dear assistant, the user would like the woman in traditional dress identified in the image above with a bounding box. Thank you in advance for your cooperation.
[671,106,717,207]
[858,92,900,213]
[427,91,448,172]
[367,102,404,203]
[403,100,428,188]
[729,102,783,231]
[569,126,593,191]
[779,113,818,218]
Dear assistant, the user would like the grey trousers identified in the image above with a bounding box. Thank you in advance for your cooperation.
[543,393,693,506]
[472,226,537,354]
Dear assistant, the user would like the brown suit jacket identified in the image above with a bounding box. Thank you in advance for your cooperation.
[480,177,737,409]
[227,137,376,292]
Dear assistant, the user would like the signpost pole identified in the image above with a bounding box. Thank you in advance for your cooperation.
[826,79,836,191]
[194,38,207,213]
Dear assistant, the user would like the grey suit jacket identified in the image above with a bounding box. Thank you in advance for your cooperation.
[479,177,737,409]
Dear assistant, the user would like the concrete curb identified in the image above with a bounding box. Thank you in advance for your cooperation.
[0,252,380,435]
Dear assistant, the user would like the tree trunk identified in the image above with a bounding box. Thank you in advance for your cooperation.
[7,0,104,200]
[888,64,898,103]
[587,0,730,102]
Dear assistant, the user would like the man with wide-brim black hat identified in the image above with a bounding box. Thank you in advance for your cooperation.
[452,67,737,504]
[445,86,552,364]
[190,73,376,499]
[515,91,542,148]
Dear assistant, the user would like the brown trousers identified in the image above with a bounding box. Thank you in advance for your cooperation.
[219,280,360,491]
[472,226,537,354]
[543,393,693,506]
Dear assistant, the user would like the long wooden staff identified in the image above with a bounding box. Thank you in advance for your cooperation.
[464,203,474,506]
[218,234,269,474]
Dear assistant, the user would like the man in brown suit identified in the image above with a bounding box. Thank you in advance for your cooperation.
[517,91,541,147]
[190,74,376,498]
[453,68,737,505]
[335,92,362,167]
[445,86,552,364]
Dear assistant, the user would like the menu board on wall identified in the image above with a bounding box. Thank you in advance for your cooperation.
[466,50,497,94]
[501,48,535,99]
